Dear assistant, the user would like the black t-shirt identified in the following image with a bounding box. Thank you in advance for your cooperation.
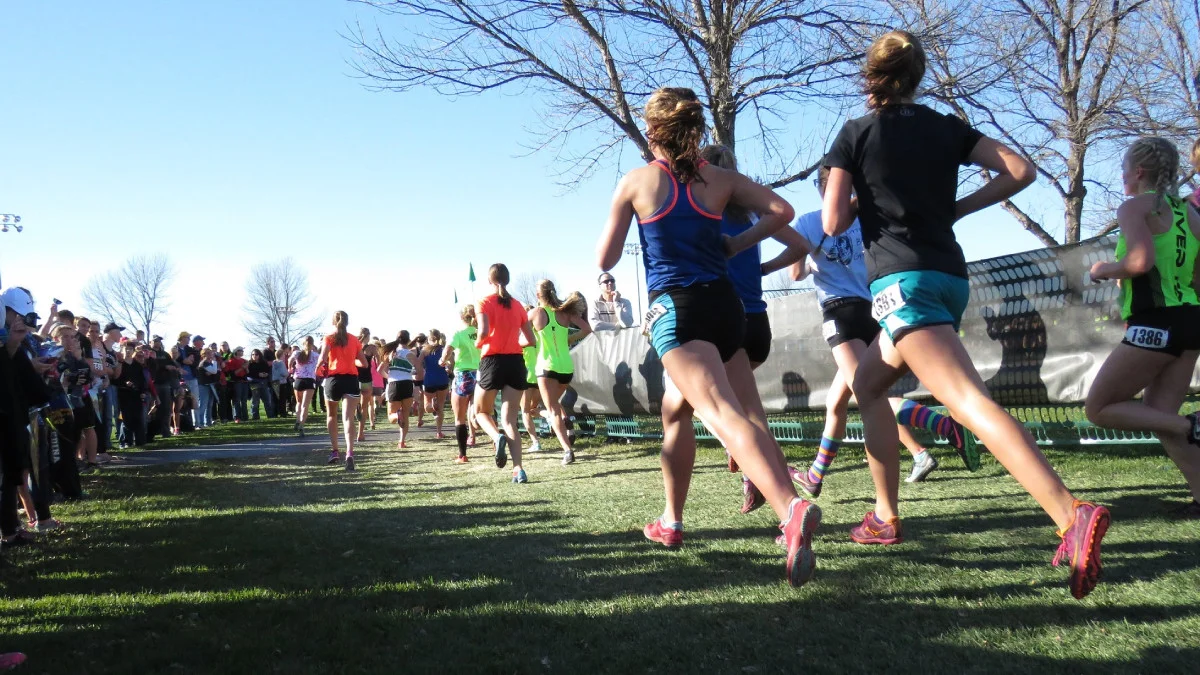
[247,361,271,382]
[263,348,276,363]
[152,349,175,384]
[825,103,983,282]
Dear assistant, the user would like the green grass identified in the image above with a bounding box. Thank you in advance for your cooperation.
[137,416,301,450]
[3,433,1199,674]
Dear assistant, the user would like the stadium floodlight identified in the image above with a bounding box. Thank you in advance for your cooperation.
[0,214,22,233]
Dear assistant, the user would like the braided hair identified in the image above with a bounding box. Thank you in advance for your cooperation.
[1126,137,1181,215]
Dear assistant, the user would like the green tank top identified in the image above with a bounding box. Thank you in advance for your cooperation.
[522,343,538,385]
[1116,194,1199,319]
[535,308,574,375]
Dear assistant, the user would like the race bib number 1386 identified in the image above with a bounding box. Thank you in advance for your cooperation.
[1124,326,1168,349]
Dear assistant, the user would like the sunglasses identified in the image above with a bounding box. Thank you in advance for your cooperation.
[600,279,615,285]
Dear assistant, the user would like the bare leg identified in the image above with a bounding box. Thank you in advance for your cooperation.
[1085,344,1193,436]
[326,400,341,454]
[659,381,696,523]
[434,391,447,436]
[473,388,503,442]
[501,386,523,470]
[538,378,574,452]
[343,397,360,457]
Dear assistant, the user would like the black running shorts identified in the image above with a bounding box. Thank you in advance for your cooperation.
[538,370,574,385]
[821,298,880,348]
[645,278,745,363]
[324,374,361,402]
[743,311,772,364]
[293,377,315,392]
[1122,306,1200,357]
[478,354,529,392]
[386,380,414,402]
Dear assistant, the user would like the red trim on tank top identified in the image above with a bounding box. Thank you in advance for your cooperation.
[639,160,678,225]
[686,184,722,220]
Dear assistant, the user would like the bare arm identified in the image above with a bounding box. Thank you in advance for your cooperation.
[597,174,637,271]
[475,311,490,348]
[760,225,814,276]
[822,168,855,236]
[440,345,455,370]
[568,314,593,345]
[1089,198,1155,281]
[519,319,536,348]
[724,173,795,256]
[955,137,1035,220]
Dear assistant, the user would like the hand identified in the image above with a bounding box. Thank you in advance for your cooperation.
[722,234,739,258]
[1089,261,1111,282]
[32,357,56,376]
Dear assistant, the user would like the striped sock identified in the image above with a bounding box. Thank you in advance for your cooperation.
[808,436,840,483]
[896,400,955,438]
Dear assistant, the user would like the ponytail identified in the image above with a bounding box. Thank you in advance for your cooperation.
[644,87,707,184]
[489,263,512,309]
[332,311,349,347]
[382,330,410,357]
[538,279,563,311]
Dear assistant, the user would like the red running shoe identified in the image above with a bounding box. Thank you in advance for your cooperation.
[740,480,765,514]
[643,518,683,548]
[455,455,469,464]
[850,512,903,545]
[780,498,821,588]
[1053,500,1110,600]
[727,451,739,473]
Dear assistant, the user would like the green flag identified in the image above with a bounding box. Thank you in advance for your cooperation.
[468,263,476,282]
[454,289,458,303]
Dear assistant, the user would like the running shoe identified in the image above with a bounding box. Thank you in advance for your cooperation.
[789,465,822,499]
[780,498,821,588]
[512,468,528,484]
[562,450,575,466]
[1053,500,1110,600]
[740,479,765,514]
[467,437,477,448]
[494,435,509,468]
[1168,499,1200,519]
[905,453,939,483]
[529,441,542,454]
[298,427,305,438]
[1188,413,1200,446]
[436,432,447,440]
[727,451,739,473]
[850,512,903,545]
[345,455,356,472]
[326,450,340,465]
[946,420,982,471]
[567,430,577,445]
[643,518,683,548]
[34,518,64,532]
[0,653,27,670]
[455,455,469,464]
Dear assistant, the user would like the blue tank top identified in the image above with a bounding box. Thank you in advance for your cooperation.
[637,160,728,293]
[721,214,765,313]
[422,346,449,388]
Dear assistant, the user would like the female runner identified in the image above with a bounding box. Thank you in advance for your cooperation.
[355,328,376,441]
[381,331,419,449]
[824,31,1108,599]
[422,329,451,439]
[411,333,427,425]
[290,336,319,438]
[520,318,542,454]
[531,281,592,465]
[1085,137,1200,518]
[474,264,536,483]
[313,311,368,471]
[442,305,481,462]
[596,86,819,587]
[370,339,385,429]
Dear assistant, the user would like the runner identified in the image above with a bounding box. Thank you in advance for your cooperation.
[823,31,1108,598]
[520,318,542,454]
[312,311,368,471]
[370,339,385,431]
[595,86,819,587]
[442,305,481,463]
[531,281,593,465]
[356,328,376,441]
[381,331,419,449]
[763,164,979,499]
[290,336,319,438]
[421,329,450,439]
[1085,137,1200,518]
[411,333,427,426]
[474,263,536,483]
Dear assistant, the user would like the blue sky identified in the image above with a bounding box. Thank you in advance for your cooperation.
[0,1,1048,347]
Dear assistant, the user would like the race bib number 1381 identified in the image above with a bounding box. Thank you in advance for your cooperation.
[871,283,906,321]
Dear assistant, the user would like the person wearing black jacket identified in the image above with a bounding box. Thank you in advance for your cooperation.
[247,349,273,420]
[150,336,178,437]
[113,341,150,447]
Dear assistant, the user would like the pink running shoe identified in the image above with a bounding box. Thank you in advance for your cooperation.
[1053,500,1110,600]
[0,653,27,670]
[849,512,903,545]
[740,480,765,514]
[780,498,821,588]
[643,518,683,548]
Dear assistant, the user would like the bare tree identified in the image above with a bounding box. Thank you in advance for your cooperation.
[240,258,323,346]
[929,0,1150,246]
[347,0,881,187]
[1131,0,1200,179]
[510,271,559,308]
[81,254,174,337]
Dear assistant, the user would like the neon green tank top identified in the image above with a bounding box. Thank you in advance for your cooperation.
[1116,194,1199,319]
[522,343,538,384]
[449,327,481,372]
[535,308,574,375]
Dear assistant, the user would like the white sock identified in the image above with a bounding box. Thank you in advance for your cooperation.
[914,450,929,464]
[659,516,682,530]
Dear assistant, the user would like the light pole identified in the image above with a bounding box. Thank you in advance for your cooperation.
[623,243,643,320]
[274,305,297,344]
[0,214,22,234]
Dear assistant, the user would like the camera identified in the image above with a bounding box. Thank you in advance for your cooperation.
[53,298,62,305]
[37,340,64,360]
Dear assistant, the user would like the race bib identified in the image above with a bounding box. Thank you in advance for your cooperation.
[871,283,906,321]
[821,320,838,341]
[643,303,669,337]
[1125,326,1169,349]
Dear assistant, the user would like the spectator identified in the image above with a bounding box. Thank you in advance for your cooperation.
[591,273,634,330]
[217,341,233,422]
[113,340,150,447]
[247,349,273,419]
[52,325,100,471]
[135,329,145,343]
[271,345,290,418]
[173,332,201,431]
[195,346,220,428]
[100,322,125,455]
[149,335,178,437]
[223,347,250,422]
[263,337,277,363]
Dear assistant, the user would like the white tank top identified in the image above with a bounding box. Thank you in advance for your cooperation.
[387,348,415,382]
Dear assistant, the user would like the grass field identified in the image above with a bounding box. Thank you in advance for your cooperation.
[3,426,1199,674]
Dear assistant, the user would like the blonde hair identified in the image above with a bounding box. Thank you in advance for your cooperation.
[1190,138,1200,176]
[1126,137,1181,214]
[537,279,564,310]
[51,324,76,340]
[428,329,445,347]
[460,304,477,327]
[700,144,748,223]
[561,291,587,317]
[864,31,926,109]
[645,87,706,184]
